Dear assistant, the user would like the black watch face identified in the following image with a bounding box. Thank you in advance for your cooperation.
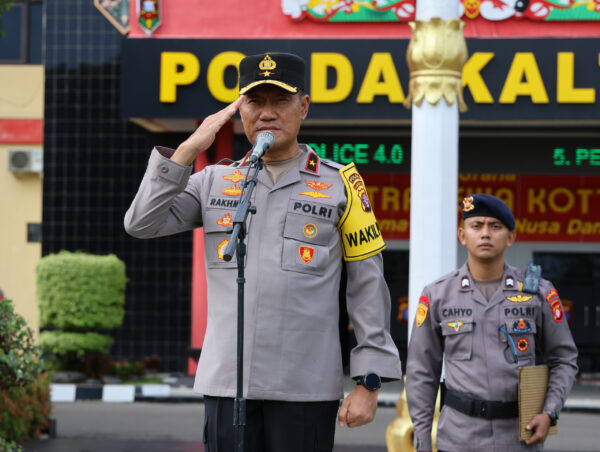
[365,373,380,390]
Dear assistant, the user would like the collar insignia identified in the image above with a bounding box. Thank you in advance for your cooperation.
[305,151,319,173]
[505,277,515,288]
[507,294,533,303]
[461,276,471,289]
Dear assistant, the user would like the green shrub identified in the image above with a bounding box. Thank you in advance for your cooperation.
[0,299,44,389]
[37,251,126,331]
[0,374,51,444]
[38,331,114,356]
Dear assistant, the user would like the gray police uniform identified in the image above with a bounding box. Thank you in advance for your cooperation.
[406,262,578,452]
[125,144,402,401]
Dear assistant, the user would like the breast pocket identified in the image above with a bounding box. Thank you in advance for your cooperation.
[506,317,537,362]
[441,320,474,361]
[281,212,333,276]
[203,209,239,269]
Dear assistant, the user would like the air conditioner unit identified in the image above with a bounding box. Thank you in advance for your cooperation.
[7,148,43,173]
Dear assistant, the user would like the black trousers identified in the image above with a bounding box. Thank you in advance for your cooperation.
[203,396,339,452]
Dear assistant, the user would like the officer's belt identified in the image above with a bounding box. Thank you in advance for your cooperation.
[444,389,518,420]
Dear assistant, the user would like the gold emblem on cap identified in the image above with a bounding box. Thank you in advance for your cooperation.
[259,55,277,71]
[462,196,475,212]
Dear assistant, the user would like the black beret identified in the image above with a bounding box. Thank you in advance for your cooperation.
[239,52,305,95]
[461,193,515,230]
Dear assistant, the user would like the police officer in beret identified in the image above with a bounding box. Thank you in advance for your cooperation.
[406,193,578,452]
[125,52,402,451]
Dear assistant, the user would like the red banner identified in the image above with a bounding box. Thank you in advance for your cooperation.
[363,174,600,242]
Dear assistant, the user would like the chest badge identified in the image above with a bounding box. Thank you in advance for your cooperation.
[299,246,315,264]
[217,213,233,227]
[516,337,529,352]
[300,191,331,199]
[305,180,332,191]
[513,318,532,333]
[507,294,533,303]
[217,240,229,260]
[223,170,247,183]
[222,185,242,197]
[447,320,464,332]
[416,295,429,327]
[302,223,318,239]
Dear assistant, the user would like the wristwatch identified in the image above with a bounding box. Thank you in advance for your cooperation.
[355,373,381,391]
[543,409,558,426]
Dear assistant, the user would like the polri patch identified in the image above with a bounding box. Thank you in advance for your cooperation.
[546,289,564,323]
[299,246,315,264]
[416,295,429,327]
[517,337,529,352]
[338,163,385,261]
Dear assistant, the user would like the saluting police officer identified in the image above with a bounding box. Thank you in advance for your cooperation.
[125,52,402,451]
[406,194,578,452]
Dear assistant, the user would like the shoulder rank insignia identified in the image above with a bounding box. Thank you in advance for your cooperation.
[416,295,429,327]
[337,163,385,261]
[305,151,319,174]
[507,294,533,303]
[513,318,532,333]
[546,289,564,322]
[305,180,332,191]
[299,246,315,264]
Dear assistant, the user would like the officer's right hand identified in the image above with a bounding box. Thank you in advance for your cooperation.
[171,96,244,166]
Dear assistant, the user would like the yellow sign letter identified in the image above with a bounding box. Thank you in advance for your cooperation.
[357,53,405,103]
[207,51,246,103]
[557,52,595,104]
[160,52,200,103]
[499,53,549,104]
[311,53,353,103]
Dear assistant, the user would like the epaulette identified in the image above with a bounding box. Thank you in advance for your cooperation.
[320,158,344,170]
[522,261,542,294]
[434,269,459,285]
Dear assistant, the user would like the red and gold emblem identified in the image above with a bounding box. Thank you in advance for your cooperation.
[222,185,242,197]
[258,55,276,77]
[462,196,475,212]
[217,213,233,227]
[546,289,564,322]
[299,191,331,199]
[305,180,332,191]
[303,223,318,239]
[463,0,481,19]
[517,337,529,352]
[416,295,430,327]
[217,239,229,260]
[223,170,246,183]
[299,246,315,264]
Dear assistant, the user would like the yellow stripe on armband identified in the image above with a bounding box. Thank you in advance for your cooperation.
[337,163,385,261]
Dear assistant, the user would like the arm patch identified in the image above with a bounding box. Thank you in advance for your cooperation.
[337,163,385,261]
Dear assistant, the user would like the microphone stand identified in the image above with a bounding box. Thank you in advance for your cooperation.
[222,155,263,452]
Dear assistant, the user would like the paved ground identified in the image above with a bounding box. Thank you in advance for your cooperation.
[22,402,600,452]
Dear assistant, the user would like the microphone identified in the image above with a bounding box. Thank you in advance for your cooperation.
[249,131,275,162]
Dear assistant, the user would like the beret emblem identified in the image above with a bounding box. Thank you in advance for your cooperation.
[462,196,475,212]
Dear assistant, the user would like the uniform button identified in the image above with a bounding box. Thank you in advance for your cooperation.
[161,166,169,174]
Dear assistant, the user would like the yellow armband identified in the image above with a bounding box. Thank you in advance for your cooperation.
[337,163,385,261]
